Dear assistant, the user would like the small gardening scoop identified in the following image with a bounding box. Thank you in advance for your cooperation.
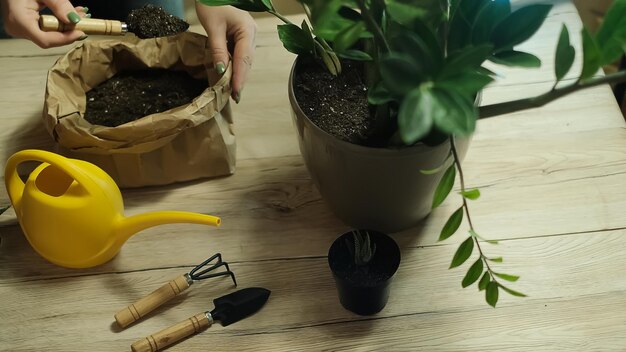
[131,287,271,352]
[115,253,237,328]
[39,15,128,35]
[39,5,189,38]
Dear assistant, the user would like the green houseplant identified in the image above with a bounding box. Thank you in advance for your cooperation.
[199,0,626,307]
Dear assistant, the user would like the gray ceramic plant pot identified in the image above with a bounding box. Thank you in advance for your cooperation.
[288,59,470,233]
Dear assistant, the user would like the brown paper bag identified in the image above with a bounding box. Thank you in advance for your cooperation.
[43,31,236,188]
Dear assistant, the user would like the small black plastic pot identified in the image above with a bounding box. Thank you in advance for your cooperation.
[328,230,401,315]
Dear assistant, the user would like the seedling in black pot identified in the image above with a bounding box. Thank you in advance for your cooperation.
[328,230,401,315]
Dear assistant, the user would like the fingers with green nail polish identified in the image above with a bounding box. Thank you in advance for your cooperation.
[234,90,242,104]
[216,62,226,75]
[67,12,81,24]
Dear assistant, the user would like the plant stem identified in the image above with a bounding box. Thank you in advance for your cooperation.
[479,70,626,119]
[268,10,294,25]
[450,138,497,280]
[355,0,390,54]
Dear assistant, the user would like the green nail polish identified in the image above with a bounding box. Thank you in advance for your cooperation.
[234,91,242,104]
[85,13,92,18]
[81,7,89,13]
[67,12,81,24]
[216,62,226,75]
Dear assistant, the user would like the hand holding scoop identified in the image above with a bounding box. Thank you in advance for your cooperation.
[131,288,271,352]
[39,4,189,38]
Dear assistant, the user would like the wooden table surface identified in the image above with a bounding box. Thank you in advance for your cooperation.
[2,1,626,351]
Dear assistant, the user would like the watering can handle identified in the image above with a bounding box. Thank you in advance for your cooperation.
[5,150,97,211]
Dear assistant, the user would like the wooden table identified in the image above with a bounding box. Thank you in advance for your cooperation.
[2,1,626,350]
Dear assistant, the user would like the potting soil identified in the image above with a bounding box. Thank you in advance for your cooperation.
[126,4,189,39]
[84,69,207,127]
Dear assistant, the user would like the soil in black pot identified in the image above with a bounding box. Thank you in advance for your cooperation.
[328,230,401,315]
[126,4,189,39]
[329,230,400,287]
[84,69,207,127]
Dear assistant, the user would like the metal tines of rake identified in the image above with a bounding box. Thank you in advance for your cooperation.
[189,253,237,285]
[114,252,237,328]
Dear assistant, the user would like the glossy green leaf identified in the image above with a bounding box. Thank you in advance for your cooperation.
[338,49,373,61]
[398,88,435,144]
[389,30,440,75]
[554,24,575,82]
[450,236,474,269]
[471,0,511,44]
[460,188,480,200]
[489,51,541,68]
[486,281,499,307]
[471,229,499,244]
[260,0,274,11]
[367,83,394,105]
[432,164,456,209]
[337,5,361,21]
[198,0,267,12]
[439,206,464,241]
[277,24,314,55]
[437,71,494,96]
[333,21,365,52]
[596,0,626,65]
[499,284,527,297]
[310,1,357,41]
[478,272,490,291]
[386,1,428,25]
[431,89,477,136]
[462,259,484,287]
[491,4,552,51]
[581,28,602,80]
[380,53,424,95]
[441,44,494,78]
[488,257,503,263]
[494,272,520,282]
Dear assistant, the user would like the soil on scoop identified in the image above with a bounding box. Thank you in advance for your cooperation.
[293,59,377,145]
[84,69,207,127]
[126,4,189,39]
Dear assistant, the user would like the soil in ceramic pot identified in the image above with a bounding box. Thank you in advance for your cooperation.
[293,58,451,148]
[126,4,189,39]
[84,69,207,127]
[293,58,376,145]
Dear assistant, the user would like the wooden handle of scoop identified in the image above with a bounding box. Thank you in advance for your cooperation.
[115,274,192,328]
[131,312,212,352]
[39,15,126,35]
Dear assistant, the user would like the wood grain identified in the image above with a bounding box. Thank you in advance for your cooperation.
[1,1,626,351]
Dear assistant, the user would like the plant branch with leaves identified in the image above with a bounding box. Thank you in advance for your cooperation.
[197,0,626,306]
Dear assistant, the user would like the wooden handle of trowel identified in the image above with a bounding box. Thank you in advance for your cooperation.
[39,15,126,35]
[131,312,212,352]
[115,274,192,328]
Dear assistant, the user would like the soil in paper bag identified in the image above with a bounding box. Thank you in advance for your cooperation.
[84,69,207,127]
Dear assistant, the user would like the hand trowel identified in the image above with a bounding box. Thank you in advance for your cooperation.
[131,287,271,352]
[38,4,189,38]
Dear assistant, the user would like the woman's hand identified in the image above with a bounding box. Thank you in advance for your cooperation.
[195,4,257,103]
[1,0,88,48]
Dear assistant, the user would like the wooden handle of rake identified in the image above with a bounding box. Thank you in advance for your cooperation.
[114,274,192,328]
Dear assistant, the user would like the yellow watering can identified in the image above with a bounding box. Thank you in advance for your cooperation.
[5,150,221,269]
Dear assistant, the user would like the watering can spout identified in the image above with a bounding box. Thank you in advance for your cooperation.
[117,211,221,241]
